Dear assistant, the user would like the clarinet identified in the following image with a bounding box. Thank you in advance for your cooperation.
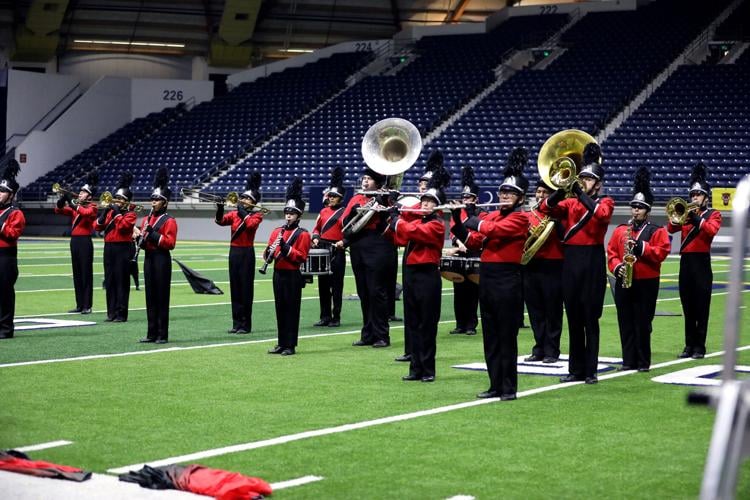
[132,209,154,263]
[259,225,287,275]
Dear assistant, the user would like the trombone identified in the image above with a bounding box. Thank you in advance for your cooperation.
[665,197,699,225]
[180,187,270,213]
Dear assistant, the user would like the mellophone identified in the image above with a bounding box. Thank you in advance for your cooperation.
[440,250,480,284]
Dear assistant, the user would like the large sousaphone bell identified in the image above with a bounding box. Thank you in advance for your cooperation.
[522,129,600,264]
[344,118,423,235]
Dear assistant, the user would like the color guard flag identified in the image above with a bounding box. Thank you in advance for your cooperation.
[173,259,223,295]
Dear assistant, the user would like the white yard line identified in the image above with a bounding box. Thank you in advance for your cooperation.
[106,343,750,475]
[271,475,324,490]
[14,440,73,452]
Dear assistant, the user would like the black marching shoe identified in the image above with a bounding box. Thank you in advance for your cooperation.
[394,354,411,362]
[280,348,295,356]
[372,340,390,348]
[235,329,249,334]
[585,376,598,385]
[268,345,284,354]
[155,339,167,344]
[68,308,82,313]
[352,340,370,347]
[476,390,498,399]
[465,329,477,336]
[227,328,238,334]
[402,374,421,381]
[421,376,435,383]
[619,365,634,371]
[500,393,517,401]
[81,308,92,315]
[313,319,330,327]
[449,328,466,335]
[678,347,693,359]
[138,337,155,343]
[542,356,558,363]
[327,320,340,327]
[691,352,705,359]
[560,374,585,383]
[388,315,402,322]
[637,367,650,372]
[524,354,544,362]
[113,318,126,323]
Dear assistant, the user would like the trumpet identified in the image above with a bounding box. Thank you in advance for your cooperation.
[52,183,87,205]
[99,191,144,212]
[665,197,699,225]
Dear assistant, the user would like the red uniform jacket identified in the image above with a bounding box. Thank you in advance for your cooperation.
[265,225,311,271]
[94,208,136,243]
[450,208,485,252]
[215,210,263,248]
[54,204,98,236]
[312,204,345,242]
[0,206,26,248]
[527,207,563,261]
[474,209,528,264]
[399,199,423,223]
[540,195,614,246]
[139,212,178,251]
[667,208,722,254]
[607,222,671,280]
[388,214,445,265]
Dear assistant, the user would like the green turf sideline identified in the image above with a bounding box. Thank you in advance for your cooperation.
[106,343,750,475]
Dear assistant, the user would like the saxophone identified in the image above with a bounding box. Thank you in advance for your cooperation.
[259,225,287,275]
[621,219,637,289]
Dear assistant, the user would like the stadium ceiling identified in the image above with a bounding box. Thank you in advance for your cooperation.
[2,0,566,65]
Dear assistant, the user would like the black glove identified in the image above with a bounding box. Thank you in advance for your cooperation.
[237,204,249,219]
[375,193,390,207]
[388,215,400,232]
[147,230,161,245]
[571,182,583,197]
[451,207,463,224]
[97,206,111,224]
[65,193,75,207]
[633,239,644,257]
[464,216,481,232]
[452,220,469,242]
[464,203,476,217]
[688,211,701,227]
[546,188,566,207]
[279,239,291,256]
[578,192,596,212]
[110,203,121,215]
[386,205,400,217]
[215,202,224,221]
[56,196,66,209]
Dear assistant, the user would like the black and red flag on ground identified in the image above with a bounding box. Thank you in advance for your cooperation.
[0,450,91,481]
[174,259,223,295]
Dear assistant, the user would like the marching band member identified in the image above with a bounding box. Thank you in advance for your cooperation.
[94,171,137,323]
[539,143,614,384]
[449,165,484,336]
[135,168,178,344]
[53,172,98,314]
[339,167,394,348]
[668,162,722,359]
[523,179,564,363]
[0,160,25,339]
[266,178,311,356]
[386,165,449,382]
[215,172,264,334]
[607,167,670,371]
[312,167,346,328]
[395,151,441,362]
[457,147,530,401]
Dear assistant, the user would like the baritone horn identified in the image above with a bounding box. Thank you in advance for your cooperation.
[665,197,699,225]
[343,118,423,236]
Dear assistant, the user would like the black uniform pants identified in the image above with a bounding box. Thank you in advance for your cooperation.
[318,247,345,321]
[229,246,255,331]
[614,277,659,369]
[679,253,712,355]
[144,250,172,341]
[524,258,563,359]
[70,235,94,310]
[401,252,412,355]
[562,245,607,379]
[103,242,131,321]
[386,245,398,317]
[404,264,441,378]
[0,247,18,338]
[453,279,479,331]
[479,262,522,396]
[350,232,391,344]
[273,269,303,348]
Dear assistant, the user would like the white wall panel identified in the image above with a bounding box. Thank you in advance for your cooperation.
[59,53,194,89]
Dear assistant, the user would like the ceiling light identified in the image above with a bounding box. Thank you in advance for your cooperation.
[285,48,314,53]
[73,39,185,48]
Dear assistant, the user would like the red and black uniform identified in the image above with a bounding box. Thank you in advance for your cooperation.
[342,194,393,346]
[0,205,25,338]
[397,199,424,357]
[312,204,345,324]
[54,202,98,312]
[540,193,614,381]
[139,210,178,342]
[524,209,564,361]
[449,207,484,334]
[94,205,137,322]
[388,212,445,379]
[668,208,722,356]
[265,222,311,350]
[607,221,671,369]
[215,206,263,333]
[468,208,528,396]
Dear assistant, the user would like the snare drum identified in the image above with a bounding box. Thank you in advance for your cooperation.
[440,256,466,283]
[301,248,332,276]
[465,257,480,284]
